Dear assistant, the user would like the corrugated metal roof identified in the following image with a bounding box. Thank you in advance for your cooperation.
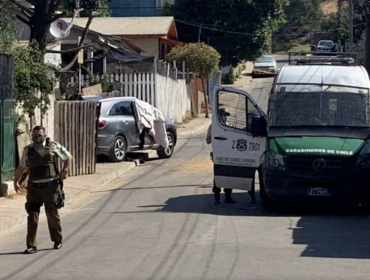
[65,17,175,36]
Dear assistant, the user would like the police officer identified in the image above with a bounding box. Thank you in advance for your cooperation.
[13,126,73,254]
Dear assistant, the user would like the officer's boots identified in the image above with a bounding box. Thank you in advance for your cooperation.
[212,185,221,204]
[224,188,236,204]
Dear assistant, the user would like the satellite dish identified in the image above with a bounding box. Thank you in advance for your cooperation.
[50,19,70,38]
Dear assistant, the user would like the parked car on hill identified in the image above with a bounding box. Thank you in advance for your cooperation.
[83,96,177,162]
[316,40,335,52]
[252,55,277,78]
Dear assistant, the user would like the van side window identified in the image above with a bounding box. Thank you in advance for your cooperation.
[217,91,247,131]
[247,99,263,132]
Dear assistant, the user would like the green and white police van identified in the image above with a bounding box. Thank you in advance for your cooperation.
[211,53,370,209]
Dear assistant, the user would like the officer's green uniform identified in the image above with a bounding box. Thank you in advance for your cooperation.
[20,141,69,248]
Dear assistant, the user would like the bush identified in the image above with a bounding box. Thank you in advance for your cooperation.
[224,70,236,84]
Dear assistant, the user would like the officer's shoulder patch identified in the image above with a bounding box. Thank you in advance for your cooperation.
[23,144,31,150]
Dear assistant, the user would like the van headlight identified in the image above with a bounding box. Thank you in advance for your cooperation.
[357,157,370,170]
[356,141,370,171]
[263,152,286,171]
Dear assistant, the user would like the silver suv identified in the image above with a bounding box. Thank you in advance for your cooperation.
[89,97,177,162]
[317,40,335,52]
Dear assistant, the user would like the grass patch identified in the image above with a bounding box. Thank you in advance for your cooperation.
[289,44,311,53]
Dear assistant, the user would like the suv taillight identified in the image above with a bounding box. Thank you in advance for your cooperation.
[98,119,107,128]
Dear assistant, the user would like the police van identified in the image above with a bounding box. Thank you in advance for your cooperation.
[211,53,370,209]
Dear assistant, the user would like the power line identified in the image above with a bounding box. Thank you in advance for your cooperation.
[175,19,257,36]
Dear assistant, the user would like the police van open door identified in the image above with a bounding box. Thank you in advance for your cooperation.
[212,86,267,190]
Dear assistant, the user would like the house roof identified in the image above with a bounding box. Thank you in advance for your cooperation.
[71,25,144,54]
[65,17,177,38]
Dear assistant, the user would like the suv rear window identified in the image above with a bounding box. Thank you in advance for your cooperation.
[109,101,134,116]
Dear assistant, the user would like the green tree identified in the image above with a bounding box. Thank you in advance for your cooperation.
[321,8,349,46]
[167,43,221,118]
[13,41,54,118]
[0,2,54,122]
[164,0,287,67]
[283,0,322,32]
[63,0,111,17]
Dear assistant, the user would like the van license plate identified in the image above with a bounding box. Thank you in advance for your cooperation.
[307,188,331,197]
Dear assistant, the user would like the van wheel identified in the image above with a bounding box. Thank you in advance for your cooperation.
[260,178,275,211]
[262,190,275,211]
[109,136,127,162]
[157,131,175,159]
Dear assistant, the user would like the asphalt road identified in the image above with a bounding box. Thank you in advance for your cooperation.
[1,55,370,280]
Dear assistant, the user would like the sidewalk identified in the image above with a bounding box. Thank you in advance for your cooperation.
[0,114,211,236]
[232,61,254,88]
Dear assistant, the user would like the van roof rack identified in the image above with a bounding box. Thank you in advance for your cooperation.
[288,52,358,66]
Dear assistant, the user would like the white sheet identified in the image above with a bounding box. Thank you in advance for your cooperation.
[134,100,169,149]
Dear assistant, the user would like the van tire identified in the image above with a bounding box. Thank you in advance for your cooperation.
[260,174,275,211]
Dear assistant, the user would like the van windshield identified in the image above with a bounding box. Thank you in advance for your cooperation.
[269,91,370,127]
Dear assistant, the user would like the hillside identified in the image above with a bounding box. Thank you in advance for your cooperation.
[321,0,338,15]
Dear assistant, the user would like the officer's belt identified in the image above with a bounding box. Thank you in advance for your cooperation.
[30,179,60,188]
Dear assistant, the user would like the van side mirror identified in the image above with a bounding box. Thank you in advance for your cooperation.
[250,116,267,137]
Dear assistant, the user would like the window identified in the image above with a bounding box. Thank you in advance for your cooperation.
[218,91,247,130]
[109,101,134,116]
[247,99,263,132]
[218,90,262,132]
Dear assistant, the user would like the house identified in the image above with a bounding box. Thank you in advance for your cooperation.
[60,21,153,75]
[109,0,175,17]
[69,16,181,60]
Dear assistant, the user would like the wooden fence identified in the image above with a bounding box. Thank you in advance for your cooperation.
[54,101,97,176]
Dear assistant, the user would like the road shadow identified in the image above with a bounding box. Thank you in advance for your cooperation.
[137,190,370,260]
[97,152,153,164]
[0,248,54,256]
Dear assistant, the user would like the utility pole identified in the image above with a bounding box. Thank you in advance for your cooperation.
[366,1,370,73]
[338,0,343,51]
[349,0,354,51]
[198,25,202,42]
[75,0,80,17]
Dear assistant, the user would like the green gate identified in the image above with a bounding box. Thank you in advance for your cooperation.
[0,99,16,183]
[0,55,15,185]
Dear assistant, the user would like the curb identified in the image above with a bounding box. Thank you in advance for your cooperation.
[177,119,211,138]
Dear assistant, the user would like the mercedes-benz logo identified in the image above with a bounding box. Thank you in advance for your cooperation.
[313,158,326,172]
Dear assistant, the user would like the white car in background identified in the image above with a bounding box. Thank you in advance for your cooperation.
[252,55,277,78]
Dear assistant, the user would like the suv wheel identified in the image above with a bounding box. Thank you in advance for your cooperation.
[157,131,175,159]
[109,136,127,162]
